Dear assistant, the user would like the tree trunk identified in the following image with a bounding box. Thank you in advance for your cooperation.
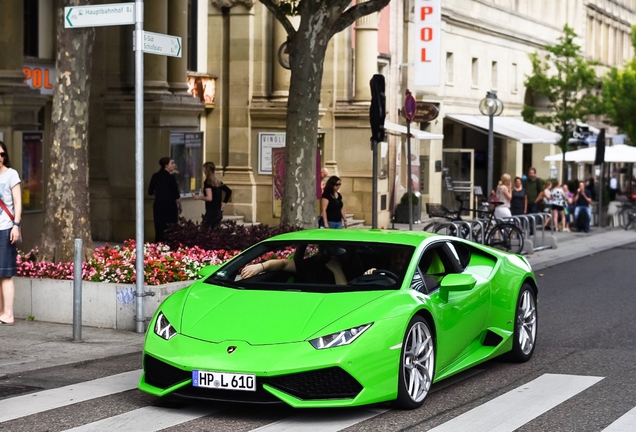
[280,9,329,229]
[40,0,95,262]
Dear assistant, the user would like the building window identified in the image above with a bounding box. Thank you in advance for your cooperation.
[170,132,203,195]
[491,61,498,89]
[187,0,198,71]
[471,58,478,87]
[24,0,39,57]
[22,132,44,212]
[511,62,518,94]
[446,52,454,84]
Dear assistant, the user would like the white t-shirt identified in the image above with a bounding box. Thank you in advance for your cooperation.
[0,168,21,230]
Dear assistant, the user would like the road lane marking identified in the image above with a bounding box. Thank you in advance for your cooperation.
[428,374,604,432]
[0,369,141,423]
[250,407,387,431]
[602,406,636,432]
[62,406,215,432]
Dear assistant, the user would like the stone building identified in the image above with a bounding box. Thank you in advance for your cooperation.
[1,0,633,250]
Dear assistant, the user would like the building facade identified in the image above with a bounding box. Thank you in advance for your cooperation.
[1,0,633,250]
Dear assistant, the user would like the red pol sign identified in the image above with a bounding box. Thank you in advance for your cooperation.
[414,0,441,87]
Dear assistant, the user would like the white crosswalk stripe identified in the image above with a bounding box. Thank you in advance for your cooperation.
[602,406,636,432]
[2,371,635,431]
[428,374,604,432]
[0,370,141,423]
[62,406,215,432]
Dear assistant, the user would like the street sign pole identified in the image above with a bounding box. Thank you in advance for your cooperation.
[64,1,182,333]
[134,0,145,334]
[403,90,416,231]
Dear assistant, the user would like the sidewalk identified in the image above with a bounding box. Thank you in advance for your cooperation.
[1,226,635,379]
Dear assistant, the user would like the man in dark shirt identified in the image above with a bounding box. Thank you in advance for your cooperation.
[523,167,544,214]
[148,157,181,242]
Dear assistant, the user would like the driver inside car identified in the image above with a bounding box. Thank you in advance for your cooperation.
[363,248,411,282]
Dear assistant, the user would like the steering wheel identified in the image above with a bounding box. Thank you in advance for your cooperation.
[372,269,399,281]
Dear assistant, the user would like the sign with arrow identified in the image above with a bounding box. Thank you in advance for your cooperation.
[64,2,135,28]
[141,31,182,58]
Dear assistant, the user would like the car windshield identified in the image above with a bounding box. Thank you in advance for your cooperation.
[206,241,415,293]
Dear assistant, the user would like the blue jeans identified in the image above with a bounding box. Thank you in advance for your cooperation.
[574,206,592,231]
[327,221,343,229]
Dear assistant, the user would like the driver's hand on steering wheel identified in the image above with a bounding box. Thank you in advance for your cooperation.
[364,268,377,275]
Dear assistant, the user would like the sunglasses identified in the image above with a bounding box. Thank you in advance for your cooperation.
[335,183,342,186]
[0,152,6,158]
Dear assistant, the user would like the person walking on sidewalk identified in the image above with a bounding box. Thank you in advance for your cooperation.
[148,157,182,242]
[193,161,232,229]
[523,167,544,214]
[320,176,348,229]
[510,176,527,216]
[0,141,21,326]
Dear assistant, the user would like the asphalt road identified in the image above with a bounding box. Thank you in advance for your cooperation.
[1,243,636,431]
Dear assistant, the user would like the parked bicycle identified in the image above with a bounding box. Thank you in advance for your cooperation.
[424,195,525,254]
[618,200,636,230]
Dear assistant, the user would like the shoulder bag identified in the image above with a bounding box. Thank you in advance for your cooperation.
[0,199,22,243]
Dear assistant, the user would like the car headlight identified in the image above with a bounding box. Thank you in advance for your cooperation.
[309,323,372,349]
[154,312,177,340]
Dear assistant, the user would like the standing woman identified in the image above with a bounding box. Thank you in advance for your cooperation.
[494,173,513,219]
[320,176,347,229]
[148,157,181,242]
[193,161,232,228]
[510,176,527,216]
[0,141,21,325]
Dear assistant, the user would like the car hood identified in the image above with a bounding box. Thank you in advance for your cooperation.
[179,283,390,344]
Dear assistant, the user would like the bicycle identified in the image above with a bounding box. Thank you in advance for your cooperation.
[623,204,636,231]
[617,200,636,229]
[424,195,525,254]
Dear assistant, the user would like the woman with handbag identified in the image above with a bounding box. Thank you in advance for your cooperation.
[0,141,21,326]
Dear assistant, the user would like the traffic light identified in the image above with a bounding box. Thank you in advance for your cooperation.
[369,74,386,143]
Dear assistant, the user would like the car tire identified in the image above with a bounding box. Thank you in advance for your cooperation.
[393,316,435,410]
[506,284,538,362]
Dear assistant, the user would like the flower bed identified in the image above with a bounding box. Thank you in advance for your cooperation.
[17,240,240,285]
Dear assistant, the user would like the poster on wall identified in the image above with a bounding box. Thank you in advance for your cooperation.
[22,132,44,211]
[259,132,286,174]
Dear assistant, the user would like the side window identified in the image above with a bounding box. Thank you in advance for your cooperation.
[447,241,471,270]
[416,242,463,291]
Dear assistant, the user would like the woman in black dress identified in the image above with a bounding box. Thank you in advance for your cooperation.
[510,176,527,216]
[193,161,232,228]
[320,176,347,229]
[148,157,181,242]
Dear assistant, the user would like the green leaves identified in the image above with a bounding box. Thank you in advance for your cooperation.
[523,24,601,162]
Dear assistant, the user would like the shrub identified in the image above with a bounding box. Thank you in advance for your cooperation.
[399,192,419,206]
[164,218,302,251]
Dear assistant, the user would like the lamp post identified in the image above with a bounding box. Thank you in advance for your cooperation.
[479,91,504,198]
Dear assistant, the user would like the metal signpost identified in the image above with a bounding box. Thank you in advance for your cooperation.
[65,1,182,333]
[403,90,417,230]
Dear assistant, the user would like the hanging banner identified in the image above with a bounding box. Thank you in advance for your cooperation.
[413,0,441,86]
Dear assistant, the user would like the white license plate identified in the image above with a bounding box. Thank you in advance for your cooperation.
[192,370,256,391]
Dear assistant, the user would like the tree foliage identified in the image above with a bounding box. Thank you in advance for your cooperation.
[259,0,390,228]
[601,24,636,146]
[40,0,95,262]
[522,25,600,183]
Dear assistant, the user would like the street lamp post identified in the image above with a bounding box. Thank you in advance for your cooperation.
[479,91,504,198]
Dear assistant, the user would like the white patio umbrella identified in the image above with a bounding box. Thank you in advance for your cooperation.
[544,145,636,163]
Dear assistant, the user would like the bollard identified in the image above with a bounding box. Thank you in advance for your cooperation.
[73,238,83,342]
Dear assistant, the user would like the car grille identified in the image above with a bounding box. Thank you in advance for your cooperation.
[143,354,191,389]
[145,355,363,403]
[267,367,363,400]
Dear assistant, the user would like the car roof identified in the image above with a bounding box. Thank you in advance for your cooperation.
[264,228,438,247]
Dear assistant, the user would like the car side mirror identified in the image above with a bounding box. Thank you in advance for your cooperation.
[439,273,477,302]
[199,264,221,278]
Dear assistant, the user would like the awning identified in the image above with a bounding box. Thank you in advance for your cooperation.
[384,120,444,140]
[446,114,561,144]
[544,144,636,163]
